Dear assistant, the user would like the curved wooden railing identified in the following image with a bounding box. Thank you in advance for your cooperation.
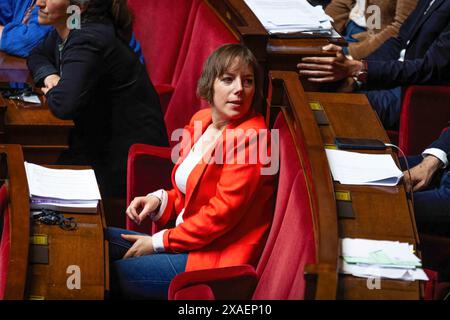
[269,71,339,300]
[1,144,30,300]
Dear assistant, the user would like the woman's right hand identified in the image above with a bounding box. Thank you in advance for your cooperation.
[42,74,61,94]
[126,195,161,225]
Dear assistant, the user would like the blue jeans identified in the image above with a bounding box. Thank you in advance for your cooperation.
[401,156,450,236]
[106,227,188,299]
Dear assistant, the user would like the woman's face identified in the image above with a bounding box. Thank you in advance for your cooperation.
[36,0,70,26]
[212,58,255,123]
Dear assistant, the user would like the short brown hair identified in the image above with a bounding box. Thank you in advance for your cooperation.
[197,44,263,110]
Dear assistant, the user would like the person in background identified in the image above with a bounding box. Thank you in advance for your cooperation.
[0,0,52,57]
[403,126,450,236]
[27,0,168,198]
[297,0,450,130]
[325,0,417,59]
[0,0,145,62]
[106,44,276,299]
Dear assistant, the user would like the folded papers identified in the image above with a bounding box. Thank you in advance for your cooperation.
[339,238,428,281]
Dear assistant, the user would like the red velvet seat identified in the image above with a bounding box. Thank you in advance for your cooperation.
[163,1,239,140]
[128,0,238,138]
[168,113,317,299]
[128,0,199,86]
[388,85,450,156]
[0,184,11,300]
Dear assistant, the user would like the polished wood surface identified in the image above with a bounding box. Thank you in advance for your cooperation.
[1,146,107,300]
[270,71,339,300]
[308,91,420,299]
[207,0,345,91]
[206,0,345,64]
[1,144,30,300]
[0,52,29,82]
[270,71,421,300]
[28,203,106,300]
[0,53,73,164]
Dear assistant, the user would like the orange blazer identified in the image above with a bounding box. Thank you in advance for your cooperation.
[155,108,276,272]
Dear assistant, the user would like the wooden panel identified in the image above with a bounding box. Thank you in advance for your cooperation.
[270,72,421,300]
[28,212,105,300]
[1,152,107,300]
[1,96,72,163]
[270,71,339,300]
[0,52,29,82]
[1,145,30,300]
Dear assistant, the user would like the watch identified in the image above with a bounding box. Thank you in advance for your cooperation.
[352,60,368,89]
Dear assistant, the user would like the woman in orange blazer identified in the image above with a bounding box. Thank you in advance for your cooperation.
[107,44,276,299]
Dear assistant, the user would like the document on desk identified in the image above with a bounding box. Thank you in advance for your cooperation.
[244,0,333,34]
[339,238,429,281]
[325,149,403,186]
[25,162,101,201]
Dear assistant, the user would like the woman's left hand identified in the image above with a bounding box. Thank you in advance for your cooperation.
[122,234,154,259]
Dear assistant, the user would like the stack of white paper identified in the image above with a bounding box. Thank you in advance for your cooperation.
[244,0,334,34]
[325,149,403,186]
[25,162,101,213]
[339,238,429,281]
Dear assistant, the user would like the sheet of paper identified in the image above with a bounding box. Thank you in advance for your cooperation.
[21,94,41,104]
[325,149,403,186]
[340,260,429,281]
[244,0,333,33]
[341,238,422,268]
[25,162,101,201]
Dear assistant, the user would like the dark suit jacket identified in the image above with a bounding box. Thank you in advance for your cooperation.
[27,20,168,197]
[366,0,450,89]
[429,126,450,156]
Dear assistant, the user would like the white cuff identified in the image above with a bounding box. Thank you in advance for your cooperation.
[147,189,168,221]
[423,148,448,168]
[152,229,167,253]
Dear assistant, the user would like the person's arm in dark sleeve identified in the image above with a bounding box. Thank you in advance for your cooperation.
[41,31,103,120]
[0,7,52,57]
[27,31,59,87]
[366,21,450,89]
[428,127,450,156]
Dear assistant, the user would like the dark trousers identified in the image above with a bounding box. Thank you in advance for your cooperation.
[401,156,450,236]
[362,86,402,130]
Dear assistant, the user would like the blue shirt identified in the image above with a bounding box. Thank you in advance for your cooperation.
[0,0,145,62]
[0,0,52,57]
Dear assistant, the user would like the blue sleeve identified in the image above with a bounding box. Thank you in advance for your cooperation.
[0,0,13,25]
[0,6,52,57]
[429,127,450,155]
[129,33,145,65]
[365,20,450,89]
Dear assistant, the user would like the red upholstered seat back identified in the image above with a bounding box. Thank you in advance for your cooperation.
[128,0,200,86]
[398,85,450,155]
[253,113,316,300]
[164,2,239,141]
[0,184,10,300]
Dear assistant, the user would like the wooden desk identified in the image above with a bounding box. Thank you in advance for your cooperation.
[1,145,108,300]
[0,53,73,164]
[270,71,421,300]
[306,91,420,299]
[207,0,345,91]
[0,52,29,82]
